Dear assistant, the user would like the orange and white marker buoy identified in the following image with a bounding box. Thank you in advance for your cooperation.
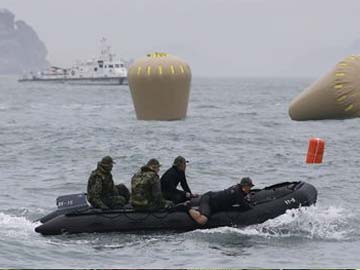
[306,138,325,163]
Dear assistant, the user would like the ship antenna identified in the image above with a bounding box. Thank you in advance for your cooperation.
[100,37,108,60]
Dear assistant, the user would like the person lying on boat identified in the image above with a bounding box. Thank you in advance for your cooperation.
[131,158,174,211]
[161,156,199,204]
[188,177,254,225]
[87,156,130,210]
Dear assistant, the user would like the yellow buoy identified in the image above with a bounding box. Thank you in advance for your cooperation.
[128,52,191,120]
[289,55,360,121]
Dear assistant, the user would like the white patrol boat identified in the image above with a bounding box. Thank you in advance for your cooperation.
[18,39,128,85]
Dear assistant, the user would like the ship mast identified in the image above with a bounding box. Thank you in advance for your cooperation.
[100,37,115,61]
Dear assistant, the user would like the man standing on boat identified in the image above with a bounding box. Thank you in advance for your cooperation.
[161,156,198,204]
[87,156,130,210]
[188,177,254,225]
[131,158,173,210]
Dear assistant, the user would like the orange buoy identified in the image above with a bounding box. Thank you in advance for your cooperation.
[306,138,325,163]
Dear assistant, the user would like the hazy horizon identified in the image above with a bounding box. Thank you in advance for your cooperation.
[1,0,360,78]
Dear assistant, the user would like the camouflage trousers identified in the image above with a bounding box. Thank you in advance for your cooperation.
[102,184,130,209]
[102,195,127,209]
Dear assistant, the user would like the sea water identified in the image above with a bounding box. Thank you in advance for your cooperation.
[0,75,359,268]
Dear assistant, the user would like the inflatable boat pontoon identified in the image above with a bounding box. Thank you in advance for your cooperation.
[35,181,317,235]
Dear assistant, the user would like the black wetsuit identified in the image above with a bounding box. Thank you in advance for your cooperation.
[160,166,191,204]
[199,185,250,218]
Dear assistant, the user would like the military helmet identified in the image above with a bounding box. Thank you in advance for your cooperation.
[146,158,161,167]
[240,177,254,187]
[100,156,116,165]
[173,155,189,166]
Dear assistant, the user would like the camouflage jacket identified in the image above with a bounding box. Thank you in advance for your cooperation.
[87,168,122,209]
[130,166,166,210]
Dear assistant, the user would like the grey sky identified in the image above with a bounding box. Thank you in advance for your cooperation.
[1,0,360,77]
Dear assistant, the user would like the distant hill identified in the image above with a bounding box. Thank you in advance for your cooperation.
[0,8,49,74]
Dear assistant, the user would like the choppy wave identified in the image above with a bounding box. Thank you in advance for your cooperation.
[0,212,37,238]
[0,105,10,111]
[1,204,354,242]
[2,77,360,267]
[197,205,354,240]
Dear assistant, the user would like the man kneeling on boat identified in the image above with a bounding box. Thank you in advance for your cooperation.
[188,177,254,225]
[87,156,130,210]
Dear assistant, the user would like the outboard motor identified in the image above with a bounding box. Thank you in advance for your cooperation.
[38,193,90,224]
[56,193,89,209]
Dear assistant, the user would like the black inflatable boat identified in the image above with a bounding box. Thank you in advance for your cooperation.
[35,181,317,235]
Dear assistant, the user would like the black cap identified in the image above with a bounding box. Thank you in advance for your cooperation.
[173,156,189,166]
[240,177,254,187]
[146,158,161,167]
[100,156,115,165]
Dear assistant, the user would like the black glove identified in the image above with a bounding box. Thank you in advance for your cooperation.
[164,201,175,209]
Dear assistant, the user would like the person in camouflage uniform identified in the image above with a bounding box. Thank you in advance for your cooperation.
[130,158,173,211]
[87,156,129,210]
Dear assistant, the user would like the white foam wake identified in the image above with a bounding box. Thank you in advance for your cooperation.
[0,212,38,238]
[198,205,354,240]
